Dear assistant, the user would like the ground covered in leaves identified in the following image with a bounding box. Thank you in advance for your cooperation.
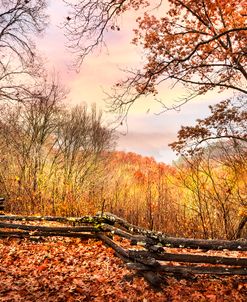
[0,236,246,302]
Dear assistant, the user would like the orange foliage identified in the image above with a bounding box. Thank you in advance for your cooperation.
[1,235,246,301]
[131,0,247,96]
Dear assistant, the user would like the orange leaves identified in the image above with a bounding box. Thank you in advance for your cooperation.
[238,207,247,217]
[37,258,49,272]
[129,0,247,98]
[170,96,247,156]
[1,236,247,301]
[134,170,145,184]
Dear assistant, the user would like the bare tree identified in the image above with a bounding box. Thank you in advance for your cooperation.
[54,104,114,214]
[0,77,66,213]
[64,0,131,67]
[0,0,48,102]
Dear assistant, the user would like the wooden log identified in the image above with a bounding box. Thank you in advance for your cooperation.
[127,262,154,271]
[97,233,129,259]
[159,265,247,275]
[126,263,247,275]
[1,213,246,251]
[0,215,110,225]
[128,250,247,267]
[0,222,104,233]
[97,233,163,287]
[0,230,97,239]
[146,245,164,254]
[161,237,247,251]
[128,261,247,275]
[99,212,247,251]
[0,215,77,223]
[132,235,247,251]
[98,212,157,236]
[134,255,161,267]
[158,252,247,267]
[101,224,140,240]
[98,233,161,267]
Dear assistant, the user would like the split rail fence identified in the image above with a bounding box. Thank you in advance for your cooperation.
[0,210,246,287]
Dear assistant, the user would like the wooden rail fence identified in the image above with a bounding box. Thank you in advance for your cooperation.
[0,212,246,287]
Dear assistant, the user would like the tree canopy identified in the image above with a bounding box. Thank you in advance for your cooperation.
[64,0,247,114]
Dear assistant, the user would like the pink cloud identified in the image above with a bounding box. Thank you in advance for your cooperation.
[36,1,234,163]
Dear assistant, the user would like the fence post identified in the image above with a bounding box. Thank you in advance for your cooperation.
[0,198,5,212]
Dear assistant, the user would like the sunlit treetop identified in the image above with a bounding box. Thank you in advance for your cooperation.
[64,0,247,115]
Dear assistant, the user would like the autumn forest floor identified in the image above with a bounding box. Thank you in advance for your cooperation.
[0,232,246,302]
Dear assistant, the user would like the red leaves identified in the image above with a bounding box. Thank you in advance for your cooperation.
[37,259,48,272]
[0,235,247,301]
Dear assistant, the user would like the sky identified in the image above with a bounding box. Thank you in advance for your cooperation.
[38,0,232,164]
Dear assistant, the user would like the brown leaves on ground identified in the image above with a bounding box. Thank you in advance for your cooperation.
[0,237,246,302]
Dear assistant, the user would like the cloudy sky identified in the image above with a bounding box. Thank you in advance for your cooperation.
[38,1,232,164]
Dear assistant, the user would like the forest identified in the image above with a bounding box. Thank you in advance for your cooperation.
[0,0,246,300]
[0,99,246,240]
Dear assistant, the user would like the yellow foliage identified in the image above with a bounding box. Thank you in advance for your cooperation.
[238,207,247,217]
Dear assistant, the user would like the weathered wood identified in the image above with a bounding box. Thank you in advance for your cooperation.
[146,245,164,253]
[98,233,161,267]
[126,262,153,271]
[1,211,247,286]
[97,233,163,287]
[102,224,156,246]
[128,250,247,267]
[98,212,157,236]
[0,215,109,225]
[160,237,247,251]
[159,265,247,275]
[130,236,158,246]
[101,224,136,240]
[0,222,103,233]
[127,262,247,275]
[100,212,247,251]
[125,249,161,267]
[0,230,97,239]
[131,235,247,251]
[97,233,129,259]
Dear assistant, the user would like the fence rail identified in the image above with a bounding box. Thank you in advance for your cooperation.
[0,212,246,287]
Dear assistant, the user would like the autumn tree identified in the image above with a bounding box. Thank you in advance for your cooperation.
[52,104,114,215]
[0,0,48,102]
[64,0,247,114]
[171,95,247,238]
[170,95,247,155]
